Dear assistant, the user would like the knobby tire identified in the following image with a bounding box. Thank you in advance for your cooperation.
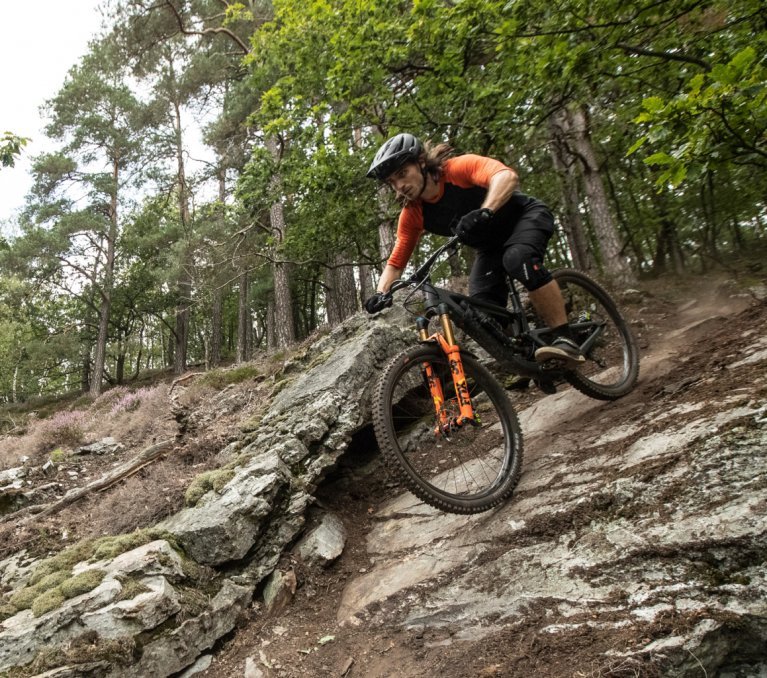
[553,269,640,400]
[373,344,523,514]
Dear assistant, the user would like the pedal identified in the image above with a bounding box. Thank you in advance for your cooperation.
[534,379,557,395]
[504,375,531,391]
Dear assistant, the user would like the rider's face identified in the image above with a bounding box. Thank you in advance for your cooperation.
[386,162,424,201]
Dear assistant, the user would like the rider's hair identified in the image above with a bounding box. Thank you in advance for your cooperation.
[422,142,454,179]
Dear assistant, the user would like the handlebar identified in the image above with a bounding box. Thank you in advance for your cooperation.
[387,235,461,297]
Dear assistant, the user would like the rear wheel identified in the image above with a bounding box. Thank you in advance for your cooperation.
[553,269,639,400]
[373,344,523,514]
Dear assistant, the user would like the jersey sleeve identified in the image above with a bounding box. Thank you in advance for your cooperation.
[443,154,512,189]
[387,203,424,270]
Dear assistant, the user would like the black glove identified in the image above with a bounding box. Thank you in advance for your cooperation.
[364,292,392,314]
[454,207,494,246]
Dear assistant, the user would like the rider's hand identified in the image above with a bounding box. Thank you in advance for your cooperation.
[364,292,392,314]
[454,208,494,246]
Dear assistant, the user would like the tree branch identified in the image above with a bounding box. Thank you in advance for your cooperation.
[163,0,250,54]
[616,42,711,70]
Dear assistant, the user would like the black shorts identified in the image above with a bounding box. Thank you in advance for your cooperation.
[468,201,555,305]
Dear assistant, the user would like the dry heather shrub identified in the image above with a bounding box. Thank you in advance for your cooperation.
[91,385,131,412]
[33,410,90,454]
[108,386,160,417]
[0,433,27,468]
[91,384,174,445]
[69,460,188,539]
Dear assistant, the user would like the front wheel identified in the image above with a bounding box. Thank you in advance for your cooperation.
[373,344,523,514]
[553,269,640,400]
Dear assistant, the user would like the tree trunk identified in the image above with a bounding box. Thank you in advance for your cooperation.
[358,264,374,307]
[267,295,277,351]
[266,136,296,348]
[90,161,120,396]
[210,164,227,368]
[325,258,358,325]
[133,325,144,379]
[237,272,250,363]
[210,284,223,368]
[548,110,596,272]
[80,341,91,394]
[173,94,193,374]
[373,182,397,265]
[562,105,635,285]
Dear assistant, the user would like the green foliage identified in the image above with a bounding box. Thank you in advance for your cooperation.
[634,45,767,186]
[0,132,30,168]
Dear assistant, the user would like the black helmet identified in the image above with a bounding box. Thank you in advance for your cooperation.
[366,133,423,180]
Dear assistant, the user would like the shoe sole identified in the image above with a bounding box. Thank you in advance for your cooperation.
[534,347,586,369]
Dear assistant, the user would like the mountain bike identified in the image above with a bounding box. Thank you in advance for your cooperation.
[371,235,639,514]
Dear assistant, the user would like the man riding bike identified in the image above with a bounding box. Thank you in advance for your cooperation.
[363,132,585,368]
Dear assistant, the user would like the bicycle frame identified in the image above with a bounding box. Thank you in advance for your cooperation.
[389,237,578,383]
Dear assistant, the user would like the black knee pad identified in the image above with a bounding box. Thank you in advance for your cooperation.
[502,246,553,291]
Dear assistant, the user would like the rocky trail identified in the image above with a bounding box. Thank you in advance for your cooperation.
[1,276,766,678]
[198,283,767,678]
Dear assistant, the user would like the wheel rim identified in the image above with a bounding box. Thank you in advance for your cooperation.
[385,352,514,502]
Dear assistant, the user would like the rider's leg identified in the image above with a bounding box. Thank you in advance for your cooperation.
[527,280,585,364]
[468,250,535,390]
[467,249,508,307]
[528,279,567,328]
[501,235,585,367]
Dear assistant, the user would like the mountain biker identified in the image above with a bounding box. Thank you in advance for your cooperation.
[363,132,585,368]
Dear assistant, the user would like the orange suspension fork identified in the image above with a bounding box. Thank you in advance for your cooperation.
[417,317,450,429]
[417,311,476,428]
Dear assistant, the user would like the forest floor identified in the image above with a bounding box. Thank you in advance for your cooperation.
[1,265,766,678]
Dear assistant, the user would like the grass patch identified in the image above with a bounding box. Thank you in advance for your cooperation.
[184,469,236,506]
[8,568,106,618]
[30,588,66,617]
[50,448,67,462]
[198,364,261,389]
[115,576,152,602]
[25,634,136,676]
[2,528,182,621]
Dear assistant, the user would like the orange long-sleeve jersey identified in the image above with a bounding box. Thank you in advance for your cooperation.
[387,154,512,270]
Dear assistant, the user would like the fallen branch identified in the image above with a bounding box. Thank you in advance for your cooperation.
[12,439,175,526]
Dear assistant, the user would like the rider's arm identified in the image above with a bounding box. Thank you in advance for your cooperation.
[482,168,519,213]
[381,205,423,291]
[377,264,404,293]
[445,156,520,212]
